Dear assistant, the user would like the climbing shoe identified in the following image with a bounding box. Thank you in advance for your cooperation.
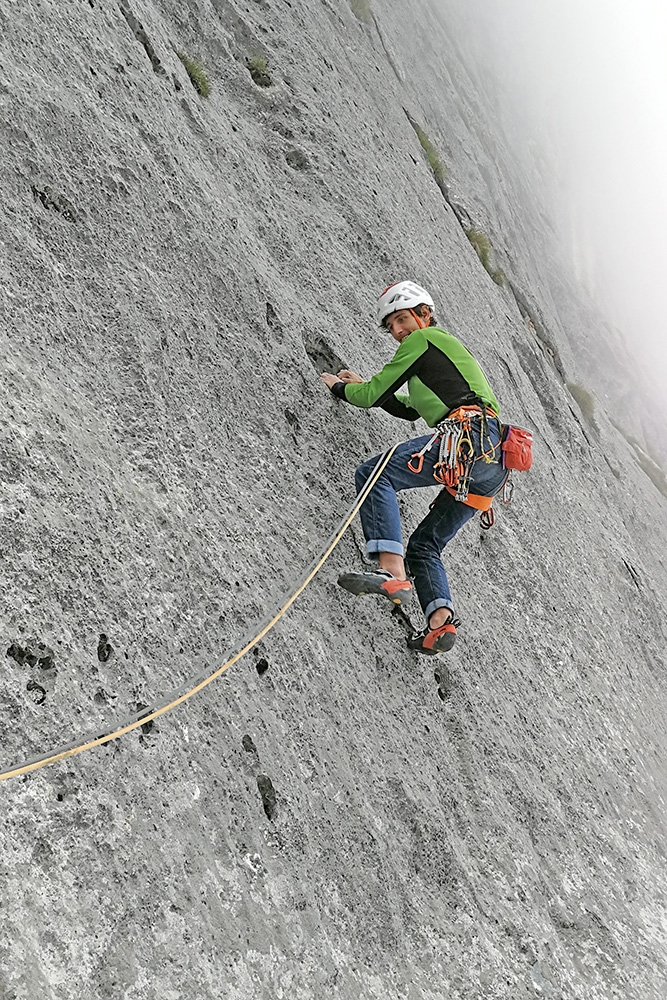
[407,618,459,655]
[337,569,413,606]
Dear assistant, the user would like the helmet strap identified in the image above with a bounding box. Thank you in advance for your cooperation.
[409,307,427,330]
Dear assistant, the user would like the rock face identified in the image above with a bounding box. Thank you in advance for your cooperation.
[1,1,666,997]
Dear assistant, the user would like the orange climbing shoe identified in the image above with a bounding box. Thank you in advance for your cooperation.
[337,569,413,606]
[407,618,459,655]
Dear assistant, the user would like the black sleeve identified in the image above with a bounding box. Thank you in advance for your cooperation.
[380,395,421,421]
[330,381,347,399]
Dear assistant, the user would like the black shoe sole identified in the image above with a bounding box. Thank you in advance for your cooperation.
[338,572,413,606]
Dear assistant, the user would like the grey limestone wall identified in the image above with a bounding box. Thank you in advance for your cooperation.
[1,1,666,998]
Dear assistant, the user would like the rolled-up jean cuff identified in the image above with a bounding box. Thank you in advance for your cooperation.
[424,598,454,621]
[366,539,404,557]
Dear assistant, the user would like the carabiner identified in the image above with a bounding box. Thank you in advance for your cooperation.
[501,473,514,505]
[407,430,440,474]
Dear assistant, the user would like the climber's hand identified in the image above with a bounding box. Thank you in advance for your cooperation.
[320,372,340,389]
[336,369,364,384]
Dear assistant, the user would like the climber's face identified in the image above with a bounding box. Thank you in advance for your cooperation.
[385,307,430,342]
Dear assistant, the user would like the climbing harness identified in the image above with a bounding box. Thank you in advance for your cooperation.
[408,403,500,506]
[0,444,401,783]
[407,405,533,522]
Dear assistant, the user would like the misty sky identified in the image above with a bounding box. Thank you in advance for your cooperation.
[456,0,667,387]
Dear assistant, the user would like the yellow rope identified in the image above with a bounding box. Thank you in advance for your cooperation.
[0,444,400,782]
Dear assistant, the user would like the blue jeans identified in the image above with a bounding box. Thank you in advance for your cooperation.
[355,419,507,622]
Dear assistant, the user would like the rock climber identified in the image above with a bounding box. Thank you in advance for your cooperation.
[320,280,507,654]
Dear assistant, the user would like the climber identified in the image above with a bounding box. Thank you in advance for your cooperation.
[320,280,507,654]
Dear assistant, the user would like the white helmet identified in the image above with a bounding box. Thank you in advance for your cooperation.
[377,280,435,326]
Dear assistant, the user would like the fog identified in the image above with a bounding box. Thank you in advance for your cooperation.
[444,0,667,389]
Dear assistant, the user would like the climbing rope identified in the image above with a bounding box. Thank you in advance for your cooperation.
[0,444,400,783]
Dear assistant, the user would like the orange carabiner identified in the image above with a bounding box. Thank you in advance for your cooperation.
[408,453,425,474]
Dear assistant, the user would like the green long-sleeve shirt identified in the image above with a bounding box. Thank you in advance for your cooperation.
[331,326,499,426]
